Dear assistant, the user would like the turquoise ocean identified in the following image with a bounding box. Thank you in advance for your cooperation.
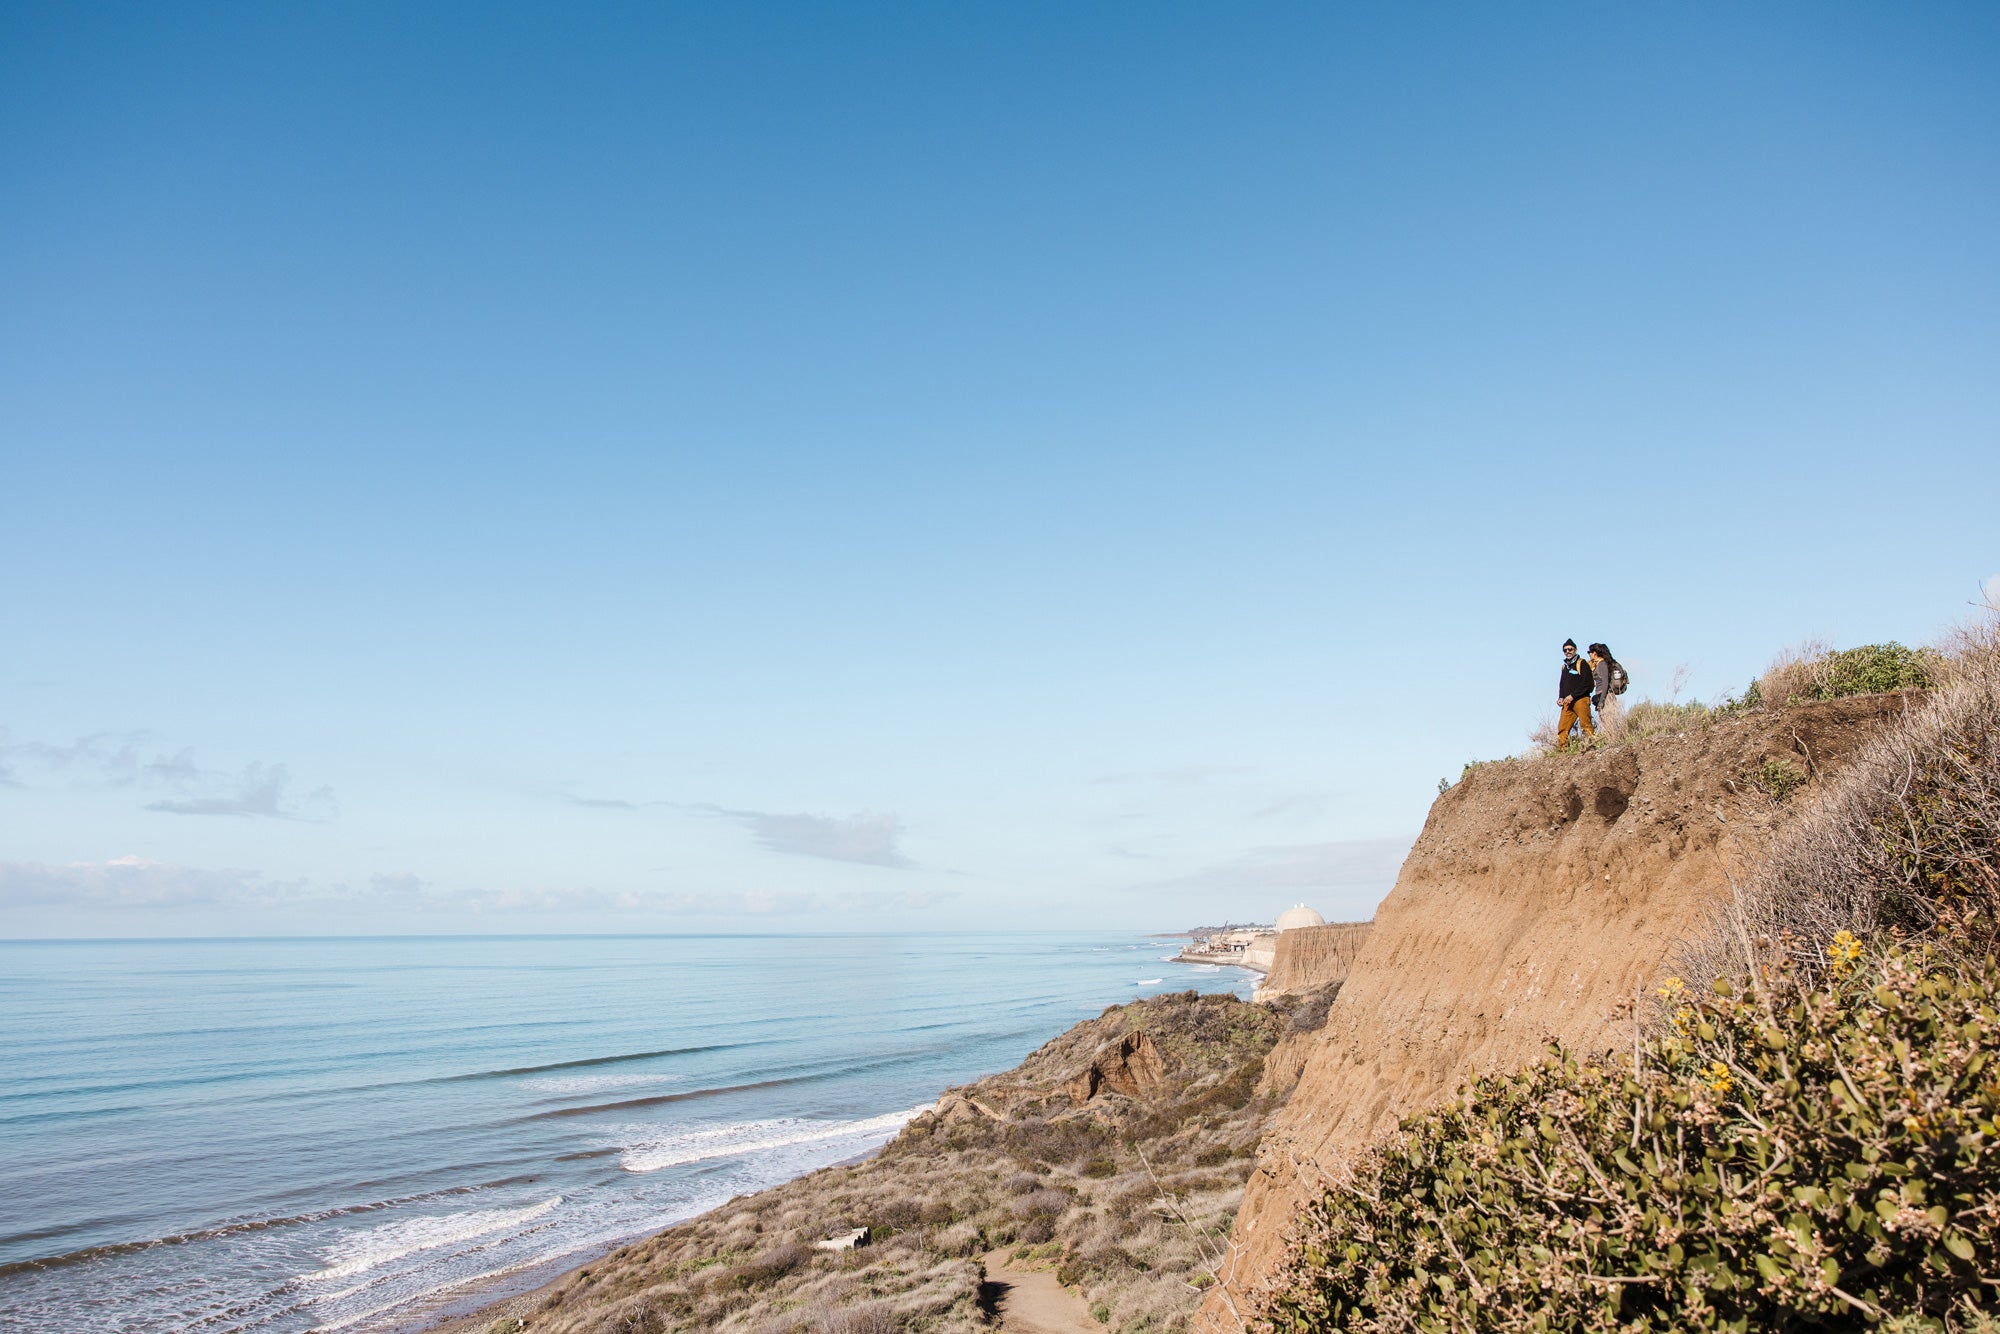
[0,934,1252,1333]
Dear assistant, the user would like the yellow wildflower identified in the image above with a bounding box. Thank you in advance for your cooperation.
[1829,931,1863,976]
[1704,1062,1734,1095]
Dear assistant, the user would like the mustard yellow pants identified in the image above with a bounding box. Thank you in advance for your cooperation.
[1558,696,1594,745]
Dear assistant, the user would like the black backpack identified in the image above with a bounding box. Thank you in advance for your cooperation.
[1608,660,1629,695]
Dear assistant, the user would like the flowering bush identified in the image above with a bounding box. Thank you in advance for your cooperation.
[1262,946,2000,1332]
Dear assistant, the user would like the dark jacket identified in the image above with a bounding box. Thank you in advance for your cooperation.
[1560,656,1594,702]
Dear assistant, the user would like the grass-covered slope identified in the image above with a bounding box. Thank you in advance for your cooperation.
[1260,618,2000,1333]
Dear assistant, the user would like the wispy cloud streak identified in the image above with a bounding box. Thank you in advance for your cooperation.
[1135,835,1413,898]
[710,808,911,867]
[0,859,952,916]
[0,730,337,820]
[551,789,913,868]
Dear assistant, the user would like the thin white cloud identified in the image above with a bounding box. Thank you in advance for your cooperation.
[445,884,951,914]
[702,807,911,867]
[146,762,338,821]
[0,859,953,918]
[1137,835,1414,900]
[0,730,337,820]
[1091,764,1255,787]
[1247,793,1327,821]
[369,871,427,898]
[562,793,913,868]
[0,857,307,908]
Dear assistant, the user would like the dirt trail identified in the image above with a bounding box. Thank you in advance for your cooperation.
[981,1252,1098,1334]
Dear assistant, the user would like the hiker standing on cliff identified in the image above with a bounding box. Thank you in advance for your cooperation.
[1588,643,1627,718]
[1558,638,1595,747]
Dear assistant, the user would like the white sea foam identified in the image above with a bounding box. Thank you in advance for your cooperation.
[523,1072,684,1095]
[301,1242,567,1334]
[620,1106,928,1174]
[1135,978,1163,985]
[303,1196,562,1285]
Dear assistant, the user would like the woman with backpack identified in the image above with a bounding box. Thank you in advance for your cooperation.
[1589,644,1628,718]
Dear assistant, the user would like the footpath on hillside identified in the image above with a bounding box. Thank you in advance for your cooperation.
[980,1251,1098,1334]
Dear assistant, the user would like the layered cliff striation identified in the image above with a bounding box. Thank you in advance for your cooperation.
[1203,691,1913,1326]
[1253,922,1373,1002]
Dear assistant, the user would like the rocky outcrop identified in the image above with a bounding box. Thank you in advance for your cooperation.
[1200,693,1914,1328]
[1252,922,1373,1001]
[1065,1030,1169,1104]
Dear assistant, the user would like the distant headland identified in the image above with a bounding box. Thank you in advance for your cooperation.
[1173,903,1375,1002]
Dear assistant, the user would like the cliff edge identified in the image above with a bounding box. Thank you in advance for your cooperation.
[1252,921,1372,1002]
[1202,692,1913,1327]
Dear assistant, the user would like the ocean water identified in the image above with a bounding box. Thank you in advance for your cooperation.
[0,933,1251,1333]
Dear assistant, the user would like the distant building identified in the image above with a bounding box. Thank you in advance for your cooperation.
[1275,903,1326,932]
[1179,905,1328,974]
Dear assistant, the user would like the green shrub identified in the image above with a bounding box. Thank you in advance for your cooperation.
[1755,641,1940,707]
[1750,755,1807,802]
[1817,643,1938,699]
[1264,944,2000,1333]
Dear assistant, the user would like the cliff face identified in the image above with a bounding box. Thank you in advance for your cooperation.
[1254,922,1374,1001]
[1203,693,1912,1326]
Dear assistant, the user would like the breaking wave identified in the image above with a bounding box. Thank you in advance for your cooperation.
[304,1197,563,1284]
[620,1107,931,1174]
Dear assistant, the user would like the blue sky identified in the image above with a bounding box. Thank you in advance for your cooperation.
[3,2,1996,937]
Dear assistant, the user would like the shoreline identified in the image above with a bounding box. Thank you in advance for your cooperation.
[414,971,1272,1334]
[407,963,1261,1333]
[1169,949,1268,973]
[424,985,1317,1334]
[404,1135,918,1334]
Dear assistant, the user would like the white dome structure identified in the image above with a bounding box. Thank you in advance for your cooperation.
[1275,903,1326,932]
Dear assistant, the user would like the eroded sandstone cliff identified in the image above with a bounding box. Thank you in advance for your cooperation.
[1253,922,1373,1002]
[1202,693,1913,1328]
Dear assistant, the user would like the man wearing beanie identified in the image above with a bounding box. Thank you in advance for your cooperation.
[1557,638,1595,747]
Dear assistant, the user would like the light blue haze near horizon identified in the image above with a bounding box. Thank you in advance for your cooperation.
[3,2,1997,937]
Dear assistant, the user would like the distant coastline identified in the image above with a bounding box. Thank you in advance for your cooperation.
[1172,922,1279,972]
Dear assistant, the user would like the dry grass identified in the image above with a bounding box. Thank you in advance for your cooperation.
[1525,706,1560,753]
[1528,662,1711,756]
[1681,610,2000,987]
[1530,692,1709,756]
[482,988,1338,1334]
[1754,635,1834,708]
[1527,637,1943,764]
